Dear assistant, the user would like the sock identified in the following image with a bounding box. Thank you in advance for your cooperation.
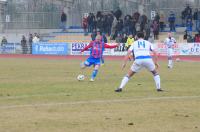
[91,70,98,79]
[101,57,104,64]
[154,75,161,90]
[119,76,129,89]
[168,60,171,66]
[170,60,173,67]
[168,60,173,67]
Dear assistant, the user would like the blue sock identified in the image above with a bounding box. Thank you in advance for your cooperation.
[91,70,98,79]
[101,57,104,64]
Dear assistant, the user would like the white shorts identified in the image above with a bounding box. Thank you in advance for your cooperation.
[131,59,155,73]
[167,48,173,57]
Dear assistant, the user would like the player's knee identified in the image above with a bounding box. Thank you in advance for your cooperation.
[94,65,100,70]
[84,61,90,66]
[151,70,159,76]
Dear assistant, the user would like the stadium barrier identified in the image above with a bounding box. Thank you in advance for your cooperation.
[69,42,200,56]
[0,42,199,56]
[32,42,68,55]
[0,43,21,54]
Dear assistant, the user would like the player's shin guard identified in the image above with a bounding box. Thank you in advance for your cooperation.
[91,69,98,79]
[119,76,130,89]
[168,57,173,68]
[169,60,173,68]
[154,75,161,90]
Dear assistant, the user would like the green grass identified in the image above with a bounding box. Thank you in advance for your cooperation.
[0,58,200,132]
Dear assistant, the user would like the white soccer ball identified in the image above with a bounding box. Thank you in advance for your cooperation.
[77,74,85,81]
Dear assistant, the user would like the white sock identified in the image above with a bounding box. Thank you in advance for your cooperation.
[168,60,171,66]
[119,76,129,89]
[169,60,173,67]
[154,75,161,90]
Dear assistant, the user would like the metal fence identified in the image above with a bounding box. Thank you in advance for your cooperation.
[0,0,200,32]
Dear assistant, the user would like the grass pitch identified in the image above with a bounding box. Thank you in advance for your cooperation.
[0,57,200,132]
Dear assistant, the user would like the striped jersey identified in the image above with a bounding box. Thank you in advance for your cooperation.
[81,40,118,58]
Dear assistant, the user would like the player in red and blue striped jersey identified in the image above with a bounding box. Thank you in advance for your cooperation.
[81,34,118,81]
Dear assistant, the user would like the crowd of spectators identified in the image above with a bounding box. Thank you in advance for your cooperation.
[0,33,40,54]
[83,10,157,42]
[82,5,200,44]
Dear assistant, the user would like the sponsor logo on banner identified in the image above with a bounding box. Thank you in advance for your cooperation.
[156,43,180,56]
[180,43,190,55]
[71,43,89,55]
[32,42,67,55]
[70,43,112,55]
[1,43,20,54]
[189,43,200,55]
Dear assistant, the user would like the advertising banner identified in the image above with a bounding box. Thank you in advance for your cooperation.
[0,43,21,54]
[70,42,112,55]
[32,42,68,55]
[69,42,200,56]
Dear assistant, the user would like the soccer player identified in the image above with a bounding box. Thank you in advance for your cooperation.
[164,32,176,68]
[115,32,162,92]
[80,34,118,81]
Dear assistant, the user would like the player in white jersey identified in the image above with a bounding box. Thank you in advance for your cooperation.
[115,32,162,92]
[164,32,176,68]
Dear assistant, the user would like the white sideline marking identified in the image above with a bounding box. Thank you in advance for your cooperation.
[0,93,69,100]
[0,96,200,110]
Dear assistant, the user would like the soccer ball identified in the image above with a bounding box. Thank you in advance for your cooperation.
[77,74,85,81]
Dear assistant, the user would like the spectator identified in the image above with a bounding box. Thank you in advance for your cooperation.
[197,10,200,32]
[106,14,114,36]
[96,11,103,32]
[101,32,107,43]
[87,13,94,33]
[187,34,193,43]
[159,13,165,31]
[154,13,160,24]
[60,11,67,32]
[144,20,151,40]
[183,30,188,40]
[110,16,118,40]
[116,18,123,35]
[124,15,132,35]
[181,10,187,26]
[1,36,7,46]
[29,34,33,54]
[82,16,88,36]
[121,33,128,51]
[140,14,147,32]
[193,9,198,31]
[152,20,159,40]
[168,11,176,32]
[185,5,192,23]
[194,31,200,42]
[125,34,134,50]
[133,12,140,23]
[135,22,140,34]
[115,33,123,51]
[21,35,27,54]
[91,29,97,41]
[186,18,193,36]
[32,33,40,43]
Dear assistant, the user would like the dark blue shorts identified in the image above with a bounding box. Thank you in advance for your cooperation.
[84,57,101,67]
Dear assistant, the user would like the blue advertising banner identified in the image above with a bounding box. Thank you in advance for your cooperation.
[32,42,68,55]
[1,43,21,54]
